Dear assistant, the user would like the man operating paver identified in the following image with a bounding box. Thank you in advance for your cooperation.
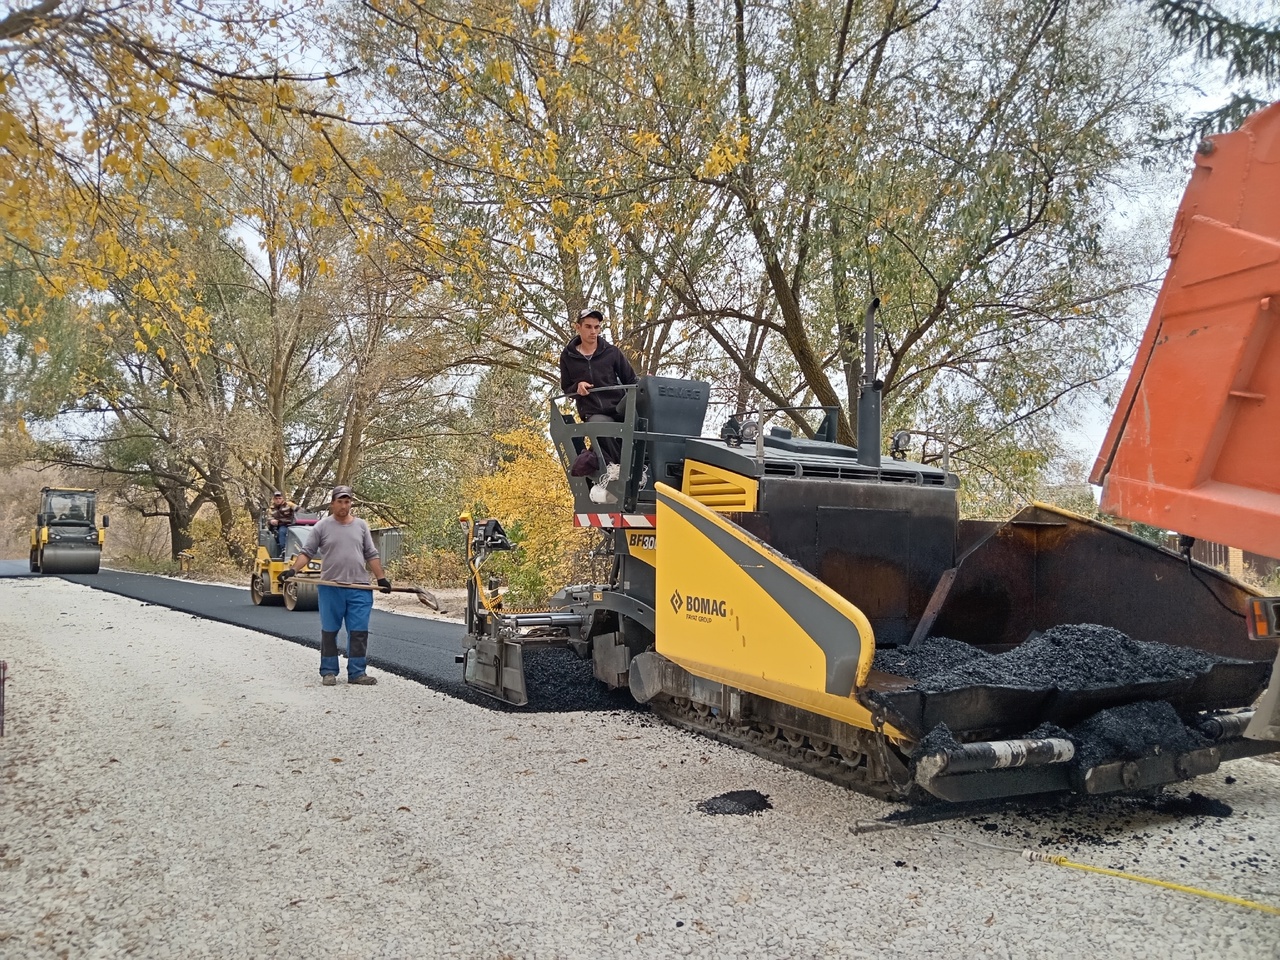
[559,306,637,503]
[279,485,391,686]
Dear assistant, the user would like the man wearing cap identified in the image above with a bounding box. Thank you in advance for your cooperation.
[279,485,392,686]
[559,307,637,502]
[267,490,297,557]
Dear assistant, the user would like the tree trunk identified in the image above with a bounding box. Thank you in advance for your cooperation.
[163,492,197,560]
[212,487,250,566]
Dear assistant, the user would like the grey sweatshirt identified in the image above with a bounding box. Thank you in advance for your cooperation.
[300,515,379,585]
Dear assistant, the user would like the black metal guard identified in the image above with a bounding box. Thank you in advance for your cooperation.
[549,379,711,513]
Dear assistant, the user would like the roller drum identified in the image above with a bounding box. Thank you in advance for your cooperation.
[284,580,319,611]
[39,543,101,575]
[250,574,283,606]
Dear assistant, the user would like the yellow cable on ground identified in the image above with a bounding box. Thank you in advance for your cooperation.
[852,821,1280,917]
[1023,850,1280,916]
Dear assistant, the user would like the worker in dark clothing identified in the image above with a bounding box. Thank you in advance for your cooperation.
[559,307,638,503]
[267,491,297,556]
[279,485,391,686]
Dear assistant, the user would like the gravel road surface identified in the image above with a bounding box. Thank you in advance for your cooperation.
[2,577,1279,959]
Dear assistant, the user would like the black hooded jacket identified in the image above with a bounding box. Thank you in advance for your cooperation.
[559,335,638,419]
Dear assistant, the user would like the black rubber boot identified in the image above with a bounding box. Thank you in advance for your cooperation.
[319,630,340,685]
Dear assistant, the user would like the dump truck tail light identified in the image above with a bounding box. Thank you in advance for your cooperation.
[1248,597,1279,641]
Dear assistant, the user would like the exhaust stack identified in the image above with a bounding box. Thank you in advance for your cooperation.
[857,297,882,467]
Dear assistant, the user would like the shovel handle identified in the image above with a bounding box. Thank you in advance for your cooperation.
[303,579,439,610]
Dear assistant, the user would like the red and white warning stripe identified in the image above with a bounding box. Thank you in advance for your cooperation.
[574,513,656,529]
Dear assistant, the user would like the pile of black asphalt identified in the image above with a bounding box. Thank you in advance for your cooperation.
[913,701,1211,771]
[873,636,981,682]
[1028,701,1211,770]
[878,624,1234,770]
[873,623,1235,693]
[696,790,773,816]
[46,569,635,714]
[911,722,963,757]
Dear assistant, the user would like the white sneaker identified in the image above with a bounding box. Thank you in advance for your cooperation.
[604,463,621,481]
[589,481,609,504]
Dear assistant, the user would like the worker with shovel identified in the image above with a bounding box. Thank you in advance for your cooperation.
[279,485,391,686]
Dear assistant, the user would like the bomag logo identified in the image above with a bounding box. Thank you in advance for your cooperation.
[672,591,727,623]
[657,385,702,401]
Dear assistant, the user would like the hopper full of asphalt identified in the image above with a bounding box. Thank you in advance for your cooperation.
[868,623,1273,741]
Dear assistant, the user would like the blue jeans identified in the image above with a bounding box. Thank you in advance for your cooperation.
[275,524,290,556]
[318,586,373,678]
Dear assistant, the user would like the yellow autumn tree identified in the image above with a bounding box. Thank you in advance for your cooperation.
[13,82,466,560]
[329,0,736,399]
[0,0,347,338]
[469,425,597,604]
[335,0,1204,517]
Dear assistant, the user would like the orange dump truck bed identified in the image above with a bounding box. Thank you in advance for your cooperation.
[1091,101,1280,558]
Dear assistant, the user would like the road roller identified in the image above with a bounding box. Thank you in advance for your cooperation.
[249,512,321,611]
[30,488,108,575]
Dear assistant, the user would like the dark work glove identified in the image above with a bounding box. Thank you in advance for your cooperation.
[377,578,392,594]
[277,568,297,584]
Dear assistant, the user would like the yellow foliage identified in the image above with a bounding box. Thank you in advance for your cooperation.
[187,510,255,574]
[697,128,751,179]
[629,130,661,156]
[469,426,592,602]
[489,60,514,86]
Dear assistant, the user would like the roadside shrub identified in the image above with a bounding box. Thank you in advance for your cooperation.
[468,426,598,606]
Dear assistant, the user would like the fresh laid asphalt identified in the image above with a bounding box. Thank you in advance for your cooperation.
[0,562,631,713]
